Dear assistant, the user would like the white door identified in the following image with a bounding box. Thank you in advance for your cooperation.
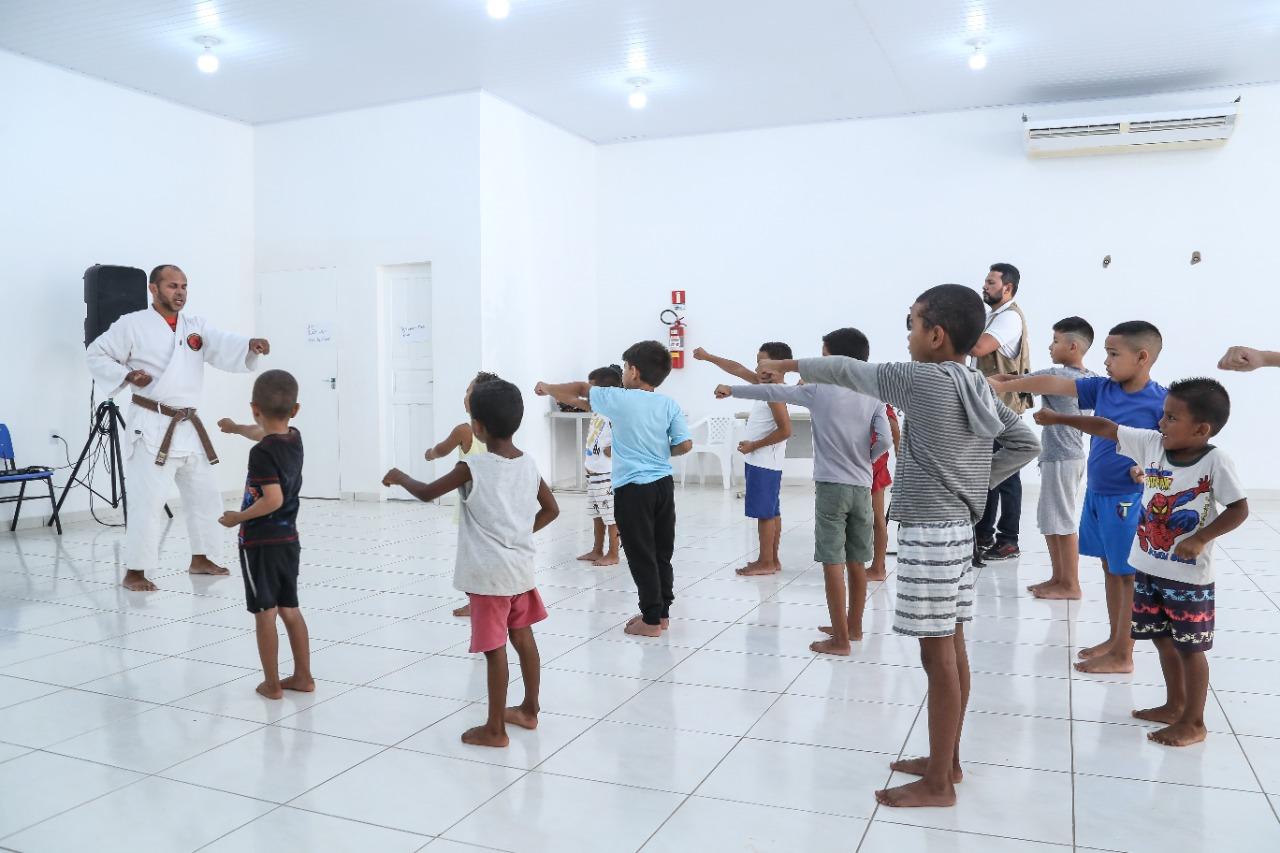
[381,264,434,488]
[256,268,341,498]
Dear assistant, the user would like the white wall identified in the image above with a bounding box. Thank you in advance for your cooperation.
[597,84,1280,487]
[478,94,598,477]
[254,94,484,498]
[0,49,255,518]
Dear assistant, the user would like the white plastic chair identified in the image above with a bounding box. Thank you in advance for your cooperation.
[677,415,738,490]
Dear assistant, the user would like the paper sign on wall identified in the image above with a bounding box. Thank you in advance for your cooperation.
[306,323,332,343]
[400,323,429,343]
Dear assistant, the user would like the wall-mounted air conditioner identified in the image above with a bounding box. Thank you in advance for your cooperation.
[1023,100,1239,158]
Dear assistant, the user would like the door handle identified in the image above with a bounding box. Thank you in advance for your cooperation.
[323,378,336,389]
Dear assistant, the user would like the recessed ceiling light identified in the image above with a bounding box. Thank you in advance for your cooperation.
[487,0,510,19]
[627,77,649,110]
[195,36,221,73]
[966,38,989,71]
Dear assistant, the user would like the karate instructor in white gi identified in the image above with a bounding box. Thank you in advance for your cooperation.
[87,264,270,591]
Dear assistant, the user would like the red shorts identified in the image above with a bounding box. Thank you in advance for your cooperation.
[872,453,892,493]
[468,589,548,653]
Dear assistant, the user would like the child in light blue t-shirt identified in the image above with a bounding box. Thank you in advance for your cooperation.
[536,341,692,638]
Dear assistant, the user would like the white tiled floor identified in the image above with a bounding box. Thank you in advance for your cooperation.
[2,485,1280,851]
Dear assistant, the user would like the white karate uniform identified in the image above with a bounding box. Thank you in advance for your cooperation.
[87,308,258,573]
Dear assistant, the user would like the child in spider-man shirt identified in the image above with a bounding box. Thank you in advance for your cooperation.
[1034,377,1248,748]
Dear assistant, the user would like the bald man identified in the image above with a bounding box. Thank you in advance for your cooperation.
[87,264,269,591]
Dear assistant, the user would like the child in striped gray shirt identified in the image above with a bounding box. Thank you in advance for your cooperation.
[759,284,1038,811]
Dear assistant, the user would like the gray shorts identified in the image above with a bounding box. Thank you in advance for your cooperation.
[813,482,873,565]
[1037,459,1086,536]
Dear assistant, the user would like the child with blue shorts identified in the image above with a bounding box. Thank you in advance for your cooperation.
[692,344,793,575]
[993,320,1167,675]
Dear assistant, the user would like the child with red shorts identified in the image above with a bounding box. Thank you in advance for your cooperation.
[869,405,900,580]
[383,379,559,748]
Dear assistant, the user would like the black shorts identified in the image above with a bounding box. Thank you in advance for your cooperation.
[240,543,301,613]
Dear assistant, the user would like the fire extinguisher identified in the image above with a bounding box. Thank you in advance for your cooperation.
[663,290,688,369]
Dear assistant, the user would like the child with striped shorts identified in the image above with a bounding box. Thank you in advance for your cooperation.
[760,284,1038,810]
[579,365,623,567]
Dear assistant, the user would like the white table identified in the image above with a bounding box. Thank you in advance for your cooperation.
[547,410,592,492]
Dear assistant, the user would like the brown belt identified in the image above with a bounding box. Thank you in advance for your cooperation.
[131,394,220,467]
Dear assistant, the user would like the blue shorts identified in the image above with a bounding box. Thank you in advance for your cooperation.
[744,463,782,520]
[1079,489,1142,576]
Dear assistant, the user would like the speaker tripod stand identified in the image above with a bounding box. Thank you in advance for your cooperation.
[50,399,171,527]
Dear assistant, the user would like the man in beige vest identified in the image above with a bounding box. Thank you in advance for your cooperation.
[970,262,1031,562]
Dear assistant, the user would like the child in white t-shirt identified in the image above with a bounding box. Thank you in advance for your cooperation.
[1035,377,1248,748]
[383,379,560,749]
[692,344,793,575]
[579,365,623,567]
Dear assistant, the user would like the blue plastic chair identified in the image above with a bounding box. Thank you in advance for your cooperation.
[0,424,61,535]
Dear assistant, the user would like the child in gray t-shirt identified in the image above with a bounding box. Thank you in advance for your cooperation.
[1020,317,1096,601]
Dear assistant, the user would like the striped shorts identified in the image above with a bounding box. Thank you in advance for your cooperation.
[586,472,615,526]
[893,521,975,638]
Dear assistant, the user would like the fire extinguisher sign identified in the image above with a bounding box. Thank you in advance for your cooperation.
[671,290,685,305]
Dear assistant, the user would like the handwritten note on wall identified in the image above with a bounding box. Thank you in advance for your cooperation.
[400,324,429,344]
[307,323,332,343]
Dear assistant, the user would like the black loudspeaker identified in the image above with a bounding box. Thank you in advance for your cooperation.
[84,265,147,347]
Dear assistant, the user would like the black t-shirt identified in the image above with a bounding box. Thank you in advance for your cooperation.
[239,428,303,547]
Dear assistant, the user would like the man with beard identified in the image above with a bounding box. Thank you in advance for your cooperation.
[969,263,1031,562]
[87,264,270,591]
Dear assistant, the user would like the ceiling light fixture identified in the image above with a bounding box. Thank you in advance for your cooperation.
[487,0,511,19]
[627,77,649,110]
[195,36,221,73]
[967,38,989,71]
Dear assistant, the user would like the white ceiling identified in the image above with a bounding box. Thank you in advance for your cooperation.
[2,0,1279,143]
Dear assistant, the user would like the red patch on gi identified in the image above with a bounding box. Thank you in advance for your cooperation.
[186,333,204,351]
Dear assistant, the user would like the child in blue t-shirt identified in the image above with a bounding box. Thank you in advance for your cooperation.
[993,321,1166,676]
[536,341,693,637]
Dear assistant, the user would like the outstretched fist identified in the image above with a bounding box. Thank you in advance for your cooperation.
[756,359,788,382]
[382,468,405,488]
[1218,346,1263,372]
[534,382,549,396]
[217,418,236,434]
[1032,408,1060,427]
[714,384,732,399]
[249,338,271,355]
[692,347,709,361]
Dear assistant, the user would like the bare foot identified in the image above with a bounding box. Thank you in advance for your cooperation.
[453,604,471,618]
[1077,640,1111,660]
[256,681,283,700]
[875,778,956,808]
[1148,721,1207,747]
[1032,583,1082,601]
[865,568,888,581]
[593,554,620,567]
[1026,578,1053,592]
[189,556,230,576]
[626,615,669,631]
[461,725,509,748]
[504,706,539,730]
[1133,704,1182,725]
[577,551,604,563]
[890,756,963,783]
[121,571,157,592]
[810,639,851,656]
[281,674,315,693]
[1074,652,1134,674]
[624,618,663,637]
[736,562,781,576]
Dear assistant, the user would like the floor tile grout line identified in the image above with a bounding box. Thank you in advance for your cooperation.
[632,645,825,852]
